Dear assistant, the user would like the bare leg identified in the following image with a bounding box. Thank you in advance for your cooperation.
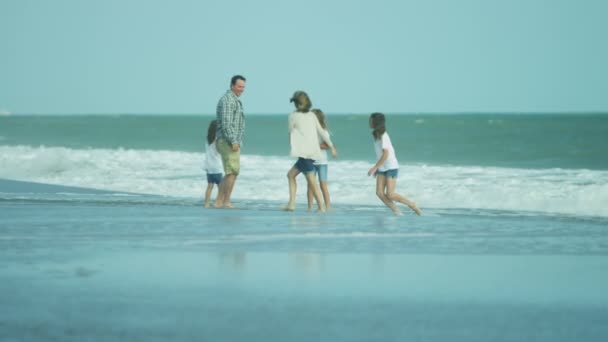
[283,167,300,211]
[214,174,236,208]
[386,177,421,216]
[222,174,237,208]
[215,181,225,207]
[305,172,325,212]
[319,181,331,210]
[375,175,400,215]
[212,180,224,208]
[306,182,314,211]
[204,183,214,208]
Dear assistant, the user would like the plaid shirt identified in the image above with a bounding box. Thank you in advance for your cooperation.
[216,90,245,145]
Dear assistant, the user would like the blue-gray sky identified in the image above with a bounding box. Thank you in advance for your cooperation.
[1,0,607,114]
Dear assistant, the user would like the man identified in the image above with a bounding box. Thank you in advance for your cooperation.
[213,75,246,208]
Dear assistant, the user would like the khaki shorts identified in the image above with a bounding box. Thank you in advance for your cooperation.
[216,138,240,176]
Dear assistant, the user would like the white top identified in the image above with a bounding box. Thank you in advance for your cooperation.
[288,111,333,161]
[374,132,399,171]
[313,129,330,165]
[204,141,224,174]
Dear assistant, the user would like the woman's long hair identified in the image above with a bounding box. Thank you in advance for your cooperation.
[290,90,312,113]
[207,120,218,145]
[311,108,327,129]
[370,112,386,140]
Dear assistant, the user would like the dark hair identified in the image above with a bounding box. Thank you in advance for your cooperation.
[370,112,386,140]
[207,120,218,145]
[290,90,312,113]
[311,108,327,129]
[231,75,246,86]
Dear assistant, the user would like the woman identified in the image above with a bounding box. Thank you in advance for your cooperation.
[284,91,337,212]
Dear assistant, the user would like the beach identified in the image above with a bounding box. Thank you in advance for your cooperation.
[2,179,608,341]
[3,0,608,338]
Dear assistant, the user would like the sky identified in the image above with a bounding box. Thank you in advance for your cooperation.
[1,0,607,114]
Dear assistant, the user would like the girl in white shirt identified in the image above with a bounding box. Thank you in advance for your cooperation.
[367,112,421,216]
[284,91,337,212]
[307,108,332,211]
[204,120,225,208]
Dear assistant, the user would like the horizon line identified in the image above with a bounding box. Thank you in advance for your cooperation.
[3,111,608,116]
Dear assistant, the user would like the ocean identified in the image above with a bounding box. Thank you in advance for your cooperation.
[1,113,608,341]
[1,113,607,216]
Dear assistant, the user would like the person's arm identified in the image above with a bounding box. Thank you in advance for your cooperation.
[287,113,295,144]
[368,148,389,176]
[288,113,296,133]
[233,105,245,151]
[316,121,337,157]
[218,97,239,148]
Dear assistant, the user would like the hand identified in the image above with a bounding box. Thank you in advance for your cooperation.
[330,147,337,158]
[232,143,240,152]
[320,143,329,150]
[367,166,377,177]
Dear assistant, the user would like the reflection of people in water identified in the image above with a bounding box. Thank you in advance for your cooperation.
[290,253,326,276]
[219,252,247,271]
[371,254,385,274]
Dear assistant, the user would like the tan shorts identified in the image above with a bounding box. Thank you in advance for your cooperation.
[216,138,240,176]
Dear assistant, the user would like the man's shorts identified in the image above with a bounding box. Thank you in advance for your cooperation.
[216,138,240,176]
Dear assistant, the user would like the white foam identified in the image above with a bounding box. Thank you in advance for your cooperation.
[1,145,607,217]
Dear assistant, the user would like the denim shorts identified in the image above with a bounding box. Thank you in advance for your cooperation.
[294,158,315,174]
[314,164,328,182]
[375,168,399,178]
[206,173,223,185]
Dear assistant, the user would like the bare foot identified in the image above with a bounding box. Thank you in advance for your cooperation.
[212,202,223,209]
[282,205,295,212]
[204,203,210,208]
[410,204,422,216]
[392,208,403,216]
[224,203,236,209]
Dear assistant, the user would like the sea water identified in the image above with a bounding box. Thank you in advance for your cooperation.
[1,114,608,341]
[1,113,607,216]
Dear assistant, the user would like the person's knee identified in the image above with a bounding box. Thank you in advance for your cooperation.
[376,190,386,199]
[224,172,237,179]
[386,192,397,201]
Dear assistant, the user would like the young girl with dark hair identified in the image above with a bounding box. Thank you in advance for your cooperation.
[204,120,224,208]
[368,112,421,216]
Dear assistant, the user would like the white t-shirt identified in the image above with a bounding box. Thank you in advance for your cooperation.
[374,132,399,171]
[288,111,333,161]
[313,129,330,165]
[204,141,224,174]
